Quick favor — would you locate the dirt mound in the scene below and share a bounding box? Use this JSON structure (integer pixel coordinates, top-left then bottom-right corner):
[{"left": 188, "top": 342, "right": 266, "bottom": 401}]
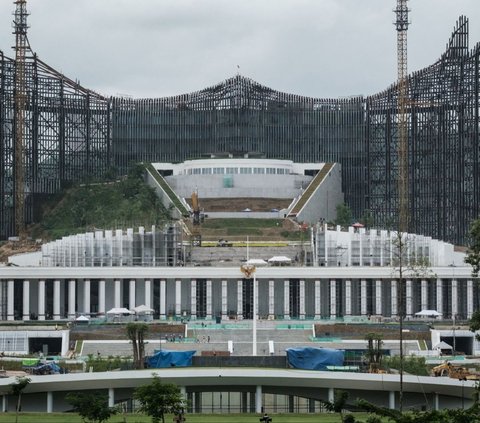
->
[
  {"left": 186, "top": 197, "right": 291, "bottom": 212},
  {"left": 0, "top": 239, "right": 41, "bottom": 264}
]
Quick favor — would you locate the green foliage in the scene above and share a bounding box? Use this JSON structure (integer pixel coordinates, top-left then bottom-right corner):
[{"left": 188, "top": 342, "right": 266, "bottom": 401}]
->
[
  {"left": 383, "top": 356, "right": 429, "bottom": 376},
  {"left": 66, "top": 391, "right": 117, "bottom": 423},
  {"left": 470, "top": 310, "right": 480, "bottom": 341},
  {"left": 320, "top": 390, "right": 351, "bottom": 423},
  {"left": 38, "top": 163, "right": 170, "bottom": 239},
  {"left": 85, "top": 355, "right": 133, "bottom": 372},
  {"left": 335, "top": 203, "right": 353, "bottom": 227},
  {"left": 360, "top": 209, "right": 374, "bottom": 229},
  {"left": 466, "top": 218, "right": 480, "bottom": 276},
  {"left": 358, "top": 396, "right": 480, "bottom": 423},
  {"left": 10, "top": 376, "right": 31, "bottom": 423},
  {"left": 134, "top": 375, "right": 184, "bottom": 423}
]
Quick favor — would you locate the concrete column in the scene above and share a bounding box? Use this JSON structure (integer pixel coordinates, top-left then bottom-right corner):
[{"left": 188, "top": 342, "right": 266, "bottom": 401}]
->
[
  {"left": 328, "top": 388, "right": 334, "bottom": 403},
  {"left": 360, "top": 280, "right": 367, "bottom": 315},
  {"left": 345, "top": 280, "right": 351, "bottom": 316},
  {"left": 180, "top": 386, "right": 186, "bottom": 400},
  {"left": 144, "top": 280, "right": 152, "bottom": 309},
  {"left": 284, "top": 280, "right": 290, "bottom": 319},
  {"left": 421, "top": 279, "right": 428, "bottom": 310},
  {"left": 206, "top": 280, "right": 212, "bottom": 319},
  {"left": 114, "top": 280, "right": 121, "bottom": 309},
  {"left": 434, "top": 393, "right": 439, "bottom": 411},
  {"left": 406, "top": 280, "right": 412, "bottom": 317},
  {"left": 129, "top": 279, "right": 136, "bottom": 310},
  {"left": 375, "top": 280, "right": 382, "bottom": 316},
  {"left": 159, "top": 279, "right": 166, "bottom": 319},
  {"left": 53, "top": 280, "right": 61, "bottom": 320},
  {"left": 191, "top": 280, "right": 197, "bottom": 319},
  {"left": 98, "top": 280, "right": 106, "bottom": 315},
  {"left": 175, "top": 280, "right": 181, "bottom": 316},
  {"left": 389, "top": 391, "right": 395, "bottom": 409},
  {"left": 221, "top": 280, "right": 228, "bottom": 319},
  {"left": 330, "top": 280, "right": 336, "bottom": 319},
  {"left": 299, "top": 280, "right": 305, "bottom": 319},
  {"left": 255, "top": 385, "right": 262, "bottom": 414},
  {"left": 391, "top": 280, "right": 397, "bottom": 317},
  {"left": 83, "top": 280, "right": 91, "bottom": 315},
  {"left": 68, "top": 280, "right": 76, "bottom": 319},
  {"left": 268, "top": 280, "right": 274, "bottom": 318},
  {"left": 451, "top": 278, "right": 458, "bottom": 318},
  {"left": 108, "top": 387, "right": 114, "bottom": 407},
  {"left": 2, "top": 394, "right": 7, "bottom": 412},
  {"left": 22, "top": 280, "right": 30, "bottom": 320},
  {"left": 467, "top": 280, "right": 474, "bottom": 319},
  {"left": 436, "top": 279, "right": 443, "bottom": 315},
  {"left": 47, "top": 391, "right": 53, "bottom": 413},
  {"left": 7, "top": 280, "right": 14, "bottom": 321},
  {"left": 314, "top": 280, "right": 321, "bottom": 318},
  {"left": 237, "top": 280, "right": 243, "bottom": 319},
  {"left": 38, "top": 280, "right": 46, "bottom": 320}
]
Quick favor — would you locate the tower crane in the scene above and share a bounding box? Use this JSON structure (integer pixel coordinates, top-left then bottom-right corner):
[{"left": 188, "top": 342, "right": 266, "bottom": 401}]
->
[
  {"left": 13, "top": 0, "right": 30, "bottom": 236},
  {"left": 396, "top": 0, "right": 409, "bottom": 233}
]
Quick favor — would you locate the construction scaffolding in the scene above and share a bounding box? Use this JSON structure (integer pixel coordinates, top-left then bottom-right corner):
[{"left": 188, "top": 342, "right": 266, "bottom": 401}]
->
[{"left": 1, "top": 10, "right": 479, "bottom": 245}]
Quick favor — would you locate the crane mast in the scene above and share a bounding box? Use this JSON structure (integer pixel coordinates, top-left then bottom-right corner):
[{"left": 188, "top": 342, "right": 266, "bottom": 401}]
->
[
  {"left": 13, "top": 0, "right": 29, "bottom": 236},
  {"left": 396, "top": 0, "right": 409, "bottom": 233}
]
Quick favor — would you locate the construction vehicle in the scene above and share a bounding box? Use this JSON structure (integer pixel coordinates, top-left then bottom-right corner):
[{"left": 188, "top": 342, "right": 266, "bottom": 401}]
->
[
  {"left": 431, "top": 361, "right": 480, "bottom": 381},
  {"left": 368, "top": 363, "right": 387, "bottom": 374}
]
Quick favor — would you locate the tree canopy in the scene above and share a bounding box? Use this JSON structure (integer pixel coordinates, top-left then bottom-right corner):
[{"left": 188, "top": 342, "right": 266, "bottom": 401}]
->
[
  {"left": 335, "top": 203, "right": 353, "bottom": 227},
  {"left": 465, "top": 218, "right": 480, "bottom": 276},
  {"left": 66, "top": 391, "right": 116, "bottom": 423},
  {"left": 134, "top": 375, "right": 184, "bottom": 423}
]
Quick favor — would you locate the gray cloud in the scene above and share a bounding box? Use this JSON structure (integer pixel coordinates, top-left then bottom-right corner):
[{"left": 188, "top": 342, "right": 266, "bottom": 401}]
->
[{"left": 1, "top": 0, "right": 479, "bottom": 98}]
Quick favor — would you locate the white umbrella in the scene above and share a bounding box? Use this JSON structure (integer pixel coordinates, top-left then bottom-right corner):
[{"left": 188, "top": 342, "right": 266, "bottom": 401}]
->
[
  {"left": 268, "top": 256, "right": 292, "bottom": 263},
  {"left": 75, "top": 315, "right": 90, "bottom": 321},
  {"left": 246, "top": 258, "right": 268, "bottom": 266},
  {"left": 415, "top": 309, "right": 441, "bottom": 317},
  {"left": 132, "top": 304, "right": 154, "bottom": 314},
  {"left": 106, "top": 307, "right": 133, "bottom": 315}
]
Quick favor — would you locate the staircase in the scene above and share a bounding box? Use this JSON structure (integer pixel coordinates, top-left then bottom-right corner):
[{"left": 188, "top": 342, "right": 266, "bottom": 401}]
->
[{"left": 288, "top": 163, "right": 334, "bottom": 217}]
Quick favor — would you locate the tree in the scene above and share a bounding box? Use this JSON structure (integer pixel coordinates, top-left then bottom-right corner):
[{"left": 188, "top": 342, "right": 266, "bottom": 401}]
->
[
  {"left": 10, "top": 376, "right": 30, "bottom": 423},
  {"left": 134, "top": 374, "right": 185, "bottom": 423},
  {"left": 465, "top": 218, "right": 480, "bottom": 276},
  {"left": 335, "top": 203, "right": 353, "bottom": 227},
  {"left": 126, "top": 322, "right": 149, "bottom": 369},
  {"left": 320, "top": 389, "right": 352, "bottom": 423},
  {"left": 469, "top": 310, "right": 480, "bottom": 341},
  {"left": 364, "top": 333, "right": 384, "bottom": 372},
  {"left": 66, "top": 391, "right": 117, "bottom": 423}
]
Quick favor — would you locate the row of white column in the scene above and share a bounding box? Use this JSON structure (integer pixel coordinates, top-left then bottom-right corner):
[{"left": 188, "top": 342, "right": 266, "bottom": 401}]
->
[{"left": 3, "top": 278, "right": 474, "bottom": 321}]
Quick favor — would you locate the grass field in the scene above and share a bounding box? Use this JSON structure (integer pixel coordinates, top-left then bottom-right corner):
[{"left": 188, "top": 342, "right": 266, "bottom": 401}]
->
[{"left": 0, "top": 412, "right": 377, "bottom": 423}]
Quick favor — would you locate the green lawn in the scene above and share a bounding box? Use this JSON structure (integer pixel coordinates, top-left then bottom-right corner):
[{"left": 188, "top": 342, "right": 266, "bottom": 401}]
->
[{"left": 0, "top": 412, "right": 377, "bottom": 423}]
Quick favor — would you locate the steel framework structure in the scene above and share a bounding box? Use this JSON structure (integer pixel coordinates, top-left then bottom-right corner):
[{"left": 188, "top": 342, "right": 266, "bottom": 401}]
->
[
  {"left": 0, "top": 52, "right": 110, "bottom": 239},
  {"left": 1, "top": 16, "right": 479, "bottom": 245}
]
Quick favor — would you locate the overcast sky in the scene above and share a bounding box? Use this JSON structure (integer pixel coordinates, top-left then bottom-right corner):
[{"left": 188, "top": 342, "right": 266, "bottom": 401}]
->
[{"left": 1, "top": 0, "right": 479, "bottom": 99}]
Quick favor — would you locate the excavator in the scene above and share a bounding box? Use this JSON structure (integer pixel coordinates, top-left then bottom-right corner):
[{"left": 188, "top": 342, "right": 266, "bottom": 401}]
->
[{"left": 431, "top": 361, "right": 480, "bottom": 381}]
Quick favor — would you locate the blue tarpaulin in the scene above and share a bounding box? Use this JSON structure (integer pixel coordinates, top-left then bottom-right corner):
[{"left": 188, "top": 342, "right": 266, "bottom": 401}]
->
[
  {"left": 147, "top": 350, "right": 196, "bottom": 368},
  {"left": 286, "top": 347, "right": 344, "bottom": 370}
]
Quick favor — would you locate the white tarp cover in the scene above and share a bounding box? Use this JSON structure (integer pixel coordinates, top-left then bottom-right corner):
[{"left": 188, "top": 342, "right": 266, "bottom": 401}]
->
[
  {"left": 106, "top": 307, "right": 133, "bottom": 315},
  {"left": 268, "top": 256, "right": 292, "bottom": 263},
  {"left": 75, "top": 315, "right": 90, "bottom": 321},
  {"left": 246, "top": 258, "right": 268, "bottom": 266},
  {"left": 415, "top": 309, "right": 441, "bottom": 317},
  {"left": 434, "top": 341, "right": 453, "bottom": 350},
  {"left": 132, "top": 305, "right": 154, "bottom": 314}
]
